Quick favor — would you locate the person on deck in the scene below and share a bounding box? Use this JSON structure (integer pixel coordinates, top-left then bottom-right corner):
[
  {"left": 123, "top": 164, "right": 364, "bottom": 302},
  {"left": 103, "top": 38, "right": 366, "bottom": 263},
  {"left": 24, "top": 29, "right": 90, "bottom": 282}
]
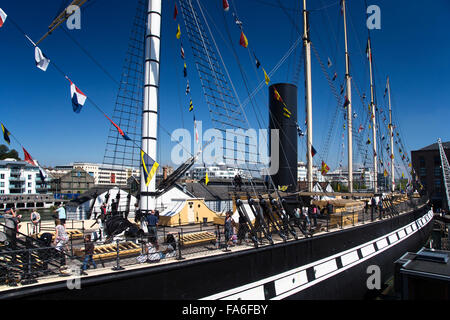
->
[
  {"left": 81, "top": 234, "right": 97, "bottom": 274},
  {"left": 146, "top": 210, "right": 159, "bottom": 244},
  {"left": 224, "top": 211, "right": 234, "bottom": 247},
  {"left": 54, "top": 204, "right": 66, "bottom": 226},
  {"left": 30, "top": 209, "right": 41, "bottom": 234},
  {"left": 54, "top": 219, "right": 69, "bottom": 268}
]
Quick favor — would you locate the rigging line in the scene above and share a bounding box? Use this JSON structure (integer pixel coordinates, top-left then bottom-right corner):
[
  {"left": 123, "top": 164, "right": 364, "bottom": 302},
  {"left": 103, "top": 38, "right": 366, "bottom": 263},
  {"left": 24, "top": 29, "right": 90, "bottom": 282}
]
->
[
  {"left": 198, "top": 0, "right": 262, "bottom": 193},
  {"left": 60, "top": 27, "right": 121, "bottom": 87},
  {"left": 226, "top": 0, "right": 303, "bottom": 190},
  {"left": 8, "top": 13, "right": 193, "bottom": 163},
  {"left": 241, "top": 36, "right": 302, "bottom": 108},
  {"left": 213, "top": 0, "right": 298, "bottom": 195}
]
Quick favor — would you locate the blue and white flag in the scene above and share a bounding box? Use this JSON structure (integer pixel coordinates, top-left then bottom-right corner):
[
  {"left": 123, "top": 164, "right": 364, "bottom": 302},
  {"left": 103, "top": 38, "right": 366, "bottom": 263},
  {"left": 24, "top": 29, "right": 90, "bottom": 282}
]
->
[{"left": 35, "top": 47, "right": 50, "bottom": 71}]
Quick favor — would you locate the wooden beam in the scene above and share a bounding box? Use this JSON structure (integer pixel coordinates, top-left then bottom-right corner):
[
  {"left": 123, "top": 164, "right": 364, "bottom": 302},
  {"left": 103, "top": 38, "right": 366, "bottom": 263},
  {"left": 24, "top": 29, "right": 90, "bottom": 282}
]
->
[{"left": 36, "top": 0, "right": 88, "bottom": 46}]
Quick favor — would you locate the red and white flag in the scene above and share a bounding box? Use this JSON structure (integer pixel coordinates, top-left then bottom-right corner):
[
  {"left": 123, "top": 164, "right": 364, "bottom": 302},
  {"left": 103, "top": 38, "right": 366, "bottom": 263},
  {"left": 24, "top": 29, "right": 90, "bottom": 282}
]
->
[
  {"left": 223, "top": 0, "right": 230, "bottom": 12},
  {"left": 23, "top": 147, "right": 36, "bottom": 166},
  {"left": 67, "top": 78, "right": 87, "bottom": 113},
  {"left": 0, "top": 8, "right": 7, "bottom": 28}
]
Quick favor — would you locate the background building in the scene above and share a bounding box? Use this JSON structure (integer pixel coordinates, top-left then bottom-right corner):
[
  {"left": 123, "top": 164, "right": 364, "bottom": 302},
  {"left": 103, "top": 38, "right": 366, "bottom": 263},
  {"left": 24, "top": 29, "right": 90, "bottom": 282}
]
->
[
  {"left": 0, "top": 159, "right": 50, "bottom": 195},
  {"left": 50, "top": 162, "right": 139, "bottom": 186},
  {"left": 411, "top": 141, "right": 450, "bottom": 210},
  {"left": 50, "top": 168, "right": 95, "bottom": 198}
]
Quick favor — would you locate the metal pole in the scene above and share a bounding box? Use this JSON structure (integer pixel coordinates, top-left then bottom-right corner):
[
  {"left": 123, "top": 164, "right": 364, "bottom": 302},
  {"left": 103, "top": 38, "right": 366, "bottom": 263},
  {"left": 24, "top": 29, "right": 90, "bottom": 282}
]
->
[
  {"left": 141, "top": 0, "right": 162, "bottom": 212},
  {"left": 368, "top": 38, "right": 378, "bottom": 193},
  {"left": 387, "top": 77, "right": 395, "bottom": 192},
  {"left": 342, "top": 0, "right": 353, "bottom": 193},
  {"left": 112, "top": 239, "right": 124, "bottom": 271},
  {"left": 303, "top": 0, "right": 313, "bottom": 192}
]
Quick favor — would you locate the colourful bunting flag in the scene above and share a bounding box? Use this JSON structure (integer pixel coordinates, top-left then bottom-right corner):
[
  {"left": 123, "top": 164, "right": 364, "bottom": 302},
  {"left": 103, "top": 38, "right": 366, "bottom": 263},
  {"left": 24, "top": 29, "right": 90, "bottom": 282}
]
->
[
  {"left": 223, "top": 0, "right": 230, "bottom": 12},
  {"left": 343, "top": 95, "right": 350, "bottom": 108},
  {"left": 35, "top": 47, "right": 50, "bottom": 72},
  {"left": 263, "top": 68, "right": 270, "bottom": 85},
  {"left": 185, "top": 80, "right": 190, "bottom": 95},
  {"left": 311, "top": 146, "right": 317, "bottom": 157},
  {"left": 321, "top": 161, "right": 330, "bottom": 176},
  {"left": 296, "top": 124, "right": 304, "bottom": 137},
  {"left": 23, "top": 147, "right": 36, "bottom": 166},
  {"left": 365, "top": 38, "right": 372, "bottom": 61},
  {"left": 176, "top": 24, "right": 181, "bottom": 39},
  {"left": 0, "top": 8, "right": 7, "bottom": 28},
  {"left": 181, "top": 44, "right": 185, "bottom": 59},
  {"left": 327, "top": 57, "right": 332, "bottom": 68},
  {"left": 141, "top": 150, "right": 159, "bottom": 187},
  {"left": 189, "top": 99, "right": 194, "bottom": 112},
  {"left": 205, "top": 171, "right": 209, "bottom": 185},
  {"left": 68, "top": 79, "right": 87, "bottom": 113},
  {"left": 278, "top": 185, "right": 288, "bottom": 192},
  {"left": 254, "top": 53, "right": 261, "bottom": 69},
  {"left": 1, "top": 123, "right": 10, "bottom": 145},
  {"left": 174, "top": 3, "right": 178, "bottom": 20},
  {"left": 358, "top": 124, "right": 363, "bottom": 133},
  {"left": 239, "top": 31, "right": 248, "bottom": 48},
  {"left": 183, "top": 62, "right": 187, "bottom": 77},
  {"left": 104, "top": 114, "right": 131, "bottom": 141},
  {"left": 332, "top": 72, "right": 337, "bottom": 81},
  {"left": 384, "top": 169, "right": 388, "bottom": 177}
]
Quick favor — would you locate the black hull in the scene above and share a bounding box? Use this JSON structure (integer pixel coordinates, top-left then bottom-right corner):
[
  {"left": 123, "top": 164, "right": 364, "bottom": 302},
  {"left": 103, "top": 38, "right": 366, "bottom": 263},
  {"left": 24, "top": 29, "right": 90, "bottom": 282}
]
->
[{"left": 1, "top": 206, "right": 433, "bottom": 300}]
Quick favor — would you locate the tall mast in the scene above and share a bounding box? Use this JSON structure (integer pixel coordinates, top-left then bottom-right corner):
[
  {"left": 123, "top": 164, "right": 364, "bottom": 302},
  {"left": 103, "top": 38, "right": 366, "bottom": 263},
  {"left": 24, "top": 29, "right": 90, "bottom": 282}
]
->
[
  {"left": 367, "top": 37, "right": 378, "bottom": 192},
  {"left": 342, "top": 0, "right": 353, "bottom": 193},
  {"left": 141, "top": 0, "right": 161, "bottom": 212},
  {"left": 303, "top": 0, "right": 313, "bottom": 192},
  {"left": 387, "top": 77, "right": 394, "bottom": 192}
]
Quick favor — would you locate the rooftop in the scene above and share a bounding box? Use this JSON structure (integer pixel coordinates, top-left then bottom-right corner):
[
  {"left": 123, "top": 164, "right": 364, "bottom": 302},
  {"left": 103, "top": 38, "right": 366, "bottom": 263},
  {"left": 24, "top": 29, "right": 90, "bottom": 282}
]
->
[{"left": 418, "top": 141, "right": 450, "bottom": 151}]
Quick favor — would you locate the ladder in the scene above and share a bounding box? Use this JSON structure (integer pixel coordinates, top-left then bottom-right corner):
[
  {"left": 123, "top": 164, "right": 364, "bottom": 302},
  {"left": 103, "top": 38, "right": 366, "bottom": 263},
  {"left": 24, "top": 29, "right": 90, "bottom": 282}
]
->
[{"left": 437, "top": 138, "right": 450, "bottom": 209}]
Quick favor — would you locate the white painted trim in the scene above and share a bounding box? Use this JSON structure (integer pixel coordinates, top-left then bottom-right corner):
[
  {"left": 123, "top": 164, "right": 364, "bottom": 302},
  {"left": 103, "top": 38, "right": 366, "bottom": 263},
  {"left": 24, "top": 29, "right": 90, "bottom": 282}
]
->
[{"left": 200, "top": 210, "right": 433, "bottom": 300}]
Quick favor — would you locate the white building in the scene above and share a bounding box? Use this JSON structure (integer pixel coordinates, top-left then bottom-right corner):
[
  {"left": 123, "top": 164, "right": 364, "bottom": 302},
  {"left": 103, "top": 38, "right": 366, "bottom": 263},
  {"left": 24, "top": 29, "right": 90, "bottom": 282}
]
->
[
  {"left": 0, "top": 159, "right": 49, "bottom": 195},
  {"left": 53, "top": 162, "right": 139, "bottom": 186},
  {"left": 323, "top": 167, "right": 376, "bottom": 189},
  {"left": 297, "top": 162, "right": 326, "bottom": 182},
  {"left": 190, "top": 164, "right": 249, "bottom": 180}
]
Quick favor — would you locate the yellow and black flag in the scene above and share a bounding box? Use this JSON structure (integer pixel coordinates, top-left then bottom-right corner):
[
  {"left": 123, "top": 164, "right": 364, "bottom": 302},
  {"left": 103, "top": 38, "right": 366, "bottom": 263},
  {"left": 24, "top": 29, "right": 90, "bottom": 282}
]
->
[
  {"left": 1, "top": 123, "right": 11, "bottom": 145},
  {"left": 141, "top": 150, "right": 159, "bottom": 187},
  {"left": 263, "top": 68, "right": 270, "bottom": 85},
  {"left": 176, "top": 24, "right": 181, "bottom": 39},
  {"left": 189, "top": 99, "right": 194, "bottom": 112}
]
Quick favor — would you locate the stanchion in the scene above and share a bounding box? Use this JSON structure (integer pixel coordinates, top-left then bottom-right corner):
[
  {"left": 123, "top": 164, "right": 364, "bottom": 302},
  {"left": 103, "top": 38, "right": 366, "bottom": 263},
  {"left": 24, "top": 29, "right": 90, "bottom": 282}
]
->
[
  {"left": 112, "top": 239, "right": 124, "bottom": 271},
  {"left": 176, "top": 232, "right": 184, "bottom": 260}
]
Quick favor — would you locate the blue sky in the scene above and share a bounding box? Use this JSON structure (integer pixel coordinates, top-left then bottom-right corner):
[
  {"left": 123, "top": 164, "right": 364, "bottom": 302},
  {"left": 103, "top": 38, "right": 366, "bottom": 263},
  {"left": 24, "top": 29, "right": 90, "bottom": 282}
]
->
[{"left": 0, "top": 0, "right": 449, "bottom": 173}]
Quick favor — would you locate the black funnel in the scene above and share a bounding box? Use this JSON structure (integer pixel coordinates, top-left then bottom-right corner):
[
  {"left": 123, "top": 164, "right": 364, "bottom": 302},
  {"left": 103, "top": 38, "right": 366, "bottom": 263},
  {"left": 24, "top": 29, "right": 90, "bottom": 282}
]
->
[{"left": 268, "top": 83, "right": 298, "bottom": 192}]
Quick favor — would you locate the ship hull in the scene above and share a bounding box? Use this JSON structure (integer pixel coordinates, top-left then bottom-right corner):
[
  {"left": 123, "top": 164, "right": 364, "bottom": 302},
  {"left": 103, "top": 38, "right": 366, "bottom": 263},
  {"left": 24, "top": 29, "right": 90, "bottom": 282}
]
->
[{"left": 1, "top": 205, "right": 433, "bottom": 300}]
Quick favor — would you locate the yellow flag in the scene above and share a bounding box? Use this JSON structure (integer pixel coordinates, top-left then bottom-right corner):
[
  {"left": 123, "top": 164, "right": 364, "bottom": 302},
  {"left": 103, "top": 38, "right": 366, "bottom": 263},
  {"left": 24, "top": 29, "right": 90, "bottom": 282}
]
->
[
  {"left": 205, "top": 171, "right": 209, "bottom": 185},
  {"left": 176, "top": 24, "right": 181, "bottom": 39},
  {"left": 263, "top": 68, "right": 270, "bottom": 85}
]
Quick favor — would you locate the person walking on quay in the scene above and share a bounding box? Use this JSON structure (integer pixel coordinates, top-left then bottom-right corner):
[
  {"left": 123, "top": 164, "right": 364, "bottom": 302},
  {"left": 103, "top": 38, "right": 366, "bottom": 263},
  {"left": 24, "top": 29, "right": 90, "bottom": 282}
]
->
[
  {"left": 81, "top": 234, "right": 97, "bottom": 274},
  {"left": 30, "top": 209, "right": 41, "bottom": 234}
]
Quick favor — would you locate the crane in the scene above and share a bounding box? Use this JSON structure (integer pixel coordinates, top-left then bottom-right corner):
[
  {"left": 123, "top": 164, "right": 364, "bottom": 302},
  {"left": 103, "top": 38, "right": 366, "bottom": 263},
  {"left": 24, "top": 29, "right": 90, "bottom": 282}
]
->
[{"left": 437, "top": 138, "right": 450, "bottom": 210}]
